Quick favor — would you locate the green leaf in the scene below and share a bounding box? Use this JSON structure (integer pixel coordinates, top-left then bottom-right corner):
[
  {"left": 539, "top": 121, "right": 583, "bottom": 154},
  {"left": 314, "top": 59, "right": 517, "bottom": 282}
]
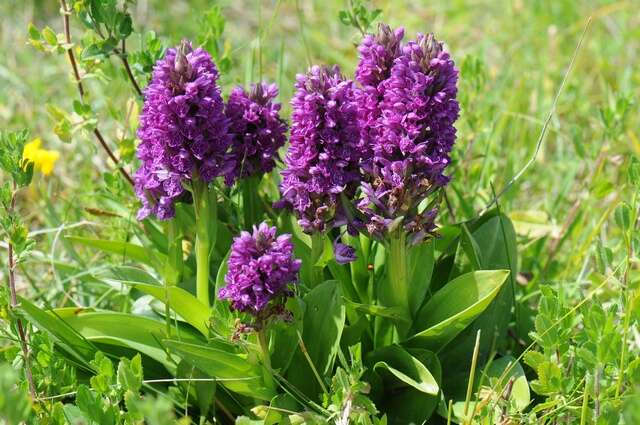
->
[
  {"left": 343, "top": 299, "right": 410, "bottom": 323},
  {"left": 66, "top": 236, "right": 166, "bottom": 268},
  {"left": 485, "top": 356, "right": 530, "bottom": 412},
  {"left": 18, "top": 297, "right": 96, "bottom": 366},
  {"left": 125, "top": 282, "right": 210, "bottom": 336},
  {"left": 117, "top": 354, "right": 143, "bottom": 393},
  {"left": 164, "top": 340, "right": 275, "bottom": 400},
  {"left": 408, "top": 270, "right": 510, "bottom": 350},
  {"left": 376, "top": 349, "right": 441, "bottom": 425},
  {"left": 176, "top": 361, "right": 216, "bottom": 417},
  {"left": 59, "top": 311, "right": 202, "bottom": 371},
  {"left": 286, "top": 280, "right": 346, "bottom": 399},
  {"left": 615, "top": 202, "right": 632, "bottom": 233},
  {"left": 41, "top": 26, "right": 57, "bottom": 45},
  {"left": 367, "top": 345, "right": 438, "bottom": 395},
  {"left": 314, "top": 234, "right": 334, "bottom": 267},
  {"left": 437, "top": 212, "right": 518, "bottom": 398}
]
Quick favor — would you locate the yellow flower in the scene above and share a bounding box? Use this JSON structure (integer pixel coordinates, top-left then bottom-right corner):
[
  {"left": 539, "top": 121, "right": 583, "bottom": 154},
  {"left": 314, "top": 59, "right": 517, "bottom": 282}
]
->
[{"left": 22, "top": 138, "right": 60, "bottom": 176}]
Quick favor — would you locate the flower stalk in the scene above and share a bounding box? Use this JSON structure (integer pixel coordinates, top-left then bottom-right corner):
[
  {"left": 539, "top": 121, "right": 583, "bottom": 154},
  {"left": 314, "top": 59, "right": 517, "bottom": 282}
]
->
[
  {"left": 257, "top": 328, "right": 276, "bottom": 390},
  {"left": 378, "top": 230, "right": 412, "bottom": 338},
  {"left": 310, "top": 233, "right": 326, "bottom": 286},
  {"left": 241, "top": 176, "right": 261, "bottom": 229},
  {"left": 193, "top": 179, "right": 217, "bottom": 306},
  {"left": 163, "top": 220, "right": 183, "bottom": 335}
]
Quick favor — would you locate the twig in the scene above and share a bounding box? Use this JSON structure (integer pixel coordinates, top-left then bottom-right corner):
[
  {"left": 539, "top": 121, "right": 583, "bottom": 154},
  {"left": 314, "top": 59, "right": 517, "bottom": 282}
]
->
[
  {"left": 7, "top": 183, "right": 36, "bottom": 398},
  {"left": 116, "top": 39, "right": 143, "bottom": 97},
  {"left": 59, "top": 0, "right": 134, "bottom": 187}
]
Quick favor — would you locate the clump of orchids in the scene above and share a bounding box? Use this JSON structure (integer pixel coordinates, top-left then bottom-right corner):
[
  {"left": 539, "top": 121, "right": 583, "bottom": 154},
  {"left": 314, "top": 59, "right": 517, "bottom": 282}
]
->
[{"left": 135, "top": 21, "right": 458, "bottom": 384}]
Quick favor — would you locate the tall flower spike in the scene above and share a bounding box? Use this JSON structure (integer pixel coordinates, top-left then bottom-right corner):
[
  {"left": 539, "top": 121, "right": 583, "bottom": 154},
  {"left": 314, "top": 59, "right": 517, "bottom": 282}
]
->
[
  {"left": 279, "top": 65, "right": 361, "bottom": 234},
  {"left": 225, "top": 82, "right": 288, "bottom": 184},
  {"left": 134, "top": 40, "right": 230, "bottom": 220},
  {"left": 357, "top": 32, "right": 460, "bottom": 243},
  {"left": 219, "top": 222, "right": 301, "bottom": 315},
  {"left": 355, "top": 24, "right": 406, "bottom": 168}
]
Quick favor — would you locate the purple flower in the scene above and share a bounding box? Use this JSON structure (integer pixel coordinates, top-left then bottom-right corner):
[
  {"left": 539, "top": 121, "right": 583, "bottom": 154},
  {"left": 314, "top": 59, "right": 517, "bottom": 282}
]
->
[
  {"left": 225, "top": 82, "right": 288, "bottom": 184},
  {"left": 279, "top": 65, "right": 361, "bottom": 234},
  {"left": 356, "top": 30, "right": 460, "bottom": 243},
  {"left": 355, "top": 23, "right": 405, "bottom": 88},
  {"left": 134, "top": 40, "right": 230, "bottom": 220},
  {"left": 219, "top": 222, "right": 302, "bottom": 315},
  {"left": 334, "top": 241, "right": 357, "bottom": 265},
  {"left": 356, "top": 24, "right": 406, "bottom": 167}
]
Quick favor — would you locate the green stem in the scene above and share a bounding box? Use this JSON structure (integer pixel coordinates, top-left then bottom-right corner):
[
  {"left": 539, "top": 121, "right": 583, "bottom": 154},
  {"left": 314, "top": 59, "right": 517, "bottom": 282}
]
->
[
  {"left": 387, "top": 230, "right": 408, "bottom": 313},
  {"left": 193, "top": 179, "right": 217, "bottom": 306},
  {"left": 163, "top": 221, "right": 183, "bottom": 337},
  {"left": 310, "top": 233, "right": 325, "bottom": 286},
  {"left": 242, "top": 176, "right": 261, "bottom": 228},
  {"left": 257, "top": 329, "right": 276, "bottom": 390}
]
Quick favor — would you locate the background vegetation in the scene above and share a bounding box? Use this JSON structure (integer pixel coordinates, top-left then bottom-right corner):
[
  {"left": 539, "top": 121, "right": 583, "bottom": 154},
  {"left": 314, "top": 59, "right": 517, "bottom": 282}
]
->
[{"left": 0, "top": 0, "right": 638, "bottom": 423}]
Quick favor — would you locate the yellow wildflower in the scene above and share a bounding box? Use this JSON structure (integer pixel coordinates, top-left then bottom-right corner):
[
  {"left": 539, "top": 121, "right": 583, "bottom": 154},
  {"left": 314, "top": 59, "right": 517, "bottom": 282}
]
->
[{"left": 22, "top": 138, "right": 60, "bottom": 176}]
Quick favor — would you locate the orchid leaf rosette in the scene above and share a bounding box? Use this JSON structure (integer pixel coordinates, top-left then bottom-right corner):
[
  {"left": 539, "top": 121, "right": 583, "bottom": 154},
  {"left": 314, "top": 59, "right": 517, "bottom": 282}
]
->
[{"left": 134, "top": 40, "right": 230, "bottom": 304}]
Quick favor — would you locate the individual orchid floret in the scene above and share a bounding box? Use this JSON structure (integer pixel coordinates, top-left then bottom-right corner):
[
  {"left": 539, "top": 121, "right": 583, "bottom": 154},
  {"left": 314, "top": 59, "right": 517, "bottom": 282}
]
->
[
  {"left": 279, "top": 65, "right": 361, "bottom": 234},
  {"left": 134, "top": 40, "right": 230, "bottom": 220},
  {"left": 225, "top": 82, "right": 288, "bottom": 184},
  {"left": 219, "top": 222, "right": 301, "bottom": 315}
]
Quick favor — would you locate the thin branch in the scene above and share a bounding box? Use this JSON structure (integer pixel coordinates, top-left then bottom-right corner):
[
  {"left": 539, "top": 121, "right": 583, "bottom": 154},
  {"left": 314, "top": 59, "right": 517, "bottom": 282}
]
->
[
  {"left": 117, "top": 39, "right": 143, "bottom": 97},
  {"left": 59, "top": 0, "right": 134, "bottom": 187},
  {"left": 7, "top": 183, "right": 36, "bottom": 398}
]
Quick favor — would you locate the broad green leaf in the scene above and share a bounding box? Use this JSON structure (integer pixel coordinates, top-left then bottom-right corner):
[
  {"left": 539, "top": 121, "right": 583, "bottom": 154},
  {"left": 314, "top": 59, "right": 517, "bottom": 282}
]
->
[
  {"left": 164, "top": 340, "right": 275, "bottom": 400},
  {"left": 367, "top": 345, "right": 438, "bottom": 395},
  {"left": 313, "top": 234, "right": 334, "bottom": 267},
  {"left": 125, "top": 282, "right": 210, "bottom": 336},
  {"left": 343, "top": 299, "right": 410, "bottom": 323},
  {"left": 286, "top": 280, "right": 346, "bottom": 399},
  {"left": 18, "top": 297, "right": 96, "bottom": 366},
  {"left": 408, "top": 270, "right": 510, "bottom": 350},
  {"left": 176, "top": 361, "right": 216, "bottom": 417},
  {"left": 59, "top": 311, "right": 202, "bottom": 371},
  {"left": 270, "top": 297, "right": 304, "bottom": 373},
  {"left": 66, "top": 236, "right": 166, "bottom": 268},
  {"left": 438, "top": 212, "right": 518, "bottom": 398},
  {"left": 377, "top": 349, "right": 441, "bottom": 425}
]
